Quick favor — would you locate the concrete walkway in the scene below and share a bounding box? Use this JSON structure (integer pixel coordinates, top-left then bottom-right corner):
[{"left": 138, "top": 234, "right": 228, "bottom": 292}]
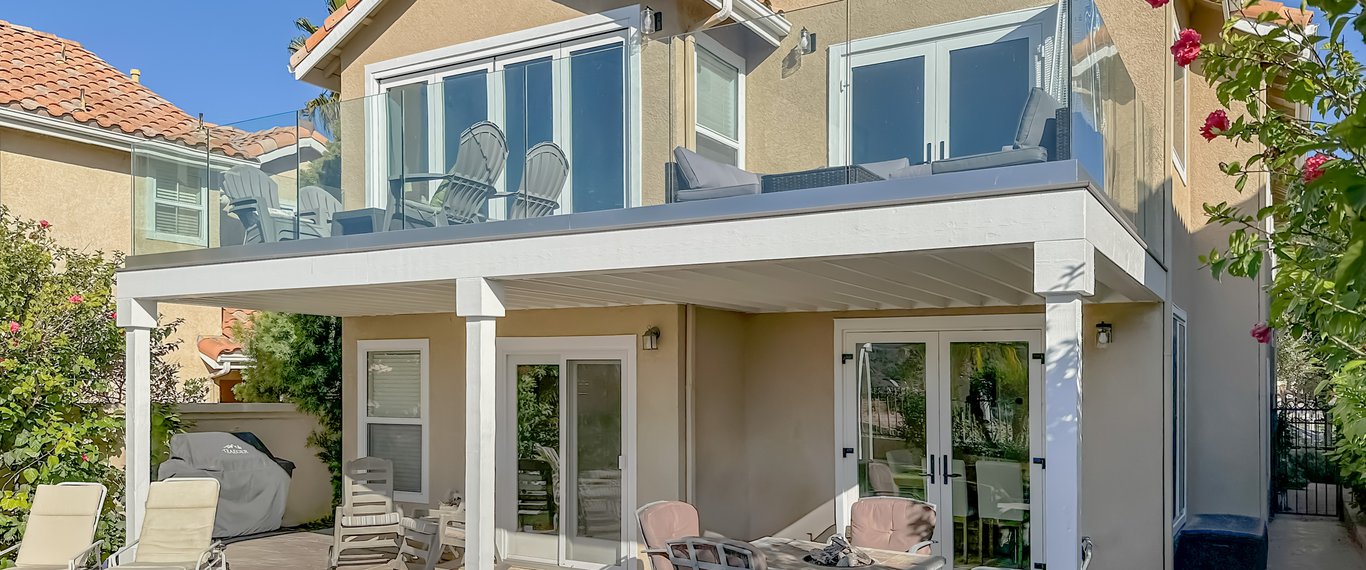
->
[{"left": 1269, "top": 515, "right": 1366, "bottom": 570}]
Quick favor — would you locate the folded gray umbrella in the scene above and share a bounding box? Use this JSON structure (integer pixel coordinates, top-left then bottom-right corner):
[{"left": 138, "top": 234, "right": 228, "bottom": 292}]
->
[{"left": 158, "top": 432, "right": 292, "bottom": 538}]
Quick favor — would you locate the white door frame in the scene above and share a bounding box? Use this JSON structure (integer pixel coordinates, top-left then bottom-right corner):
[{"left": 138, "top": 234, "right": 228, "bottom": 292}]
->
[
  {"left": 834, "top": 315, "right": 1043, "bottom": 566},
  {"left": 496, "top": 335, "right": 639, "bottom": 570}
]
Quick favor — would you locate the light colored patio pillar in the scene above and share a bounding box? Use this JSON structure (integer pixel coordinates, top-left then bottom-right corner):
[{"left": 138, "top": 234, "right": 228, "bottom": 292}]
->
[
  {"left": 1034, "top": 240, "right": 1093, "bottom": 570},
  {"left": 456, "top": 277, "right": 505, "bottom": 570},
  {"left": 116, "top": 298, "right": 157, "bottom": 541}
]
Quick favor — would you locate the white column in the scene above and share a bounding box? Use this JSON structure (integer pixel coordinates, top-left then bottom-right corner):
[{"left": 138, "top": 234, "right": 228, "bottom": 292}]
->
[
  {"left": 456, "top": 278, "right": 505, "bottom": 570},
  {"left": 116, "top": 298, "right": 157, "bottom": 541},
  {"left": 1034, "top": 240, "right": 1093, "bottom": 570}
]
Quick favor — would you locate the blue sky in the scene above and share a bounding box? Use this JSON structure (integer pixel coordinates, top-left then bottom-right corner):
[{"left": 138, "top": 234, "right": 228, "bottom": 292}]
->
[{"left": 1, "top": 1, "right": 330, "bottom": 126}]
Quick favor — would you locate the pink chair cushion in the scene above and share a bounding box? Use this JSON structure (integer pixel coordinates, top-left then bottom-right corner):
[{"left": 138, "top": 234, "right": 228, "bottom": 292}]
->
[
  {"left": 848, "top": 497, "right": 936, "bottom": 552},
  {"left": 639, "top": 501, "right": 701, "bottom": 570}
]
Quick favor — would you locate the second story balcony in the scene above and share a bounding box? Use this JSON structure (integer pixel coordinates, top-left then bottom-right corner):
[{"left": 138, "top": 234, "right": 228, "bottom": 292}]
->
[{"left": 127, "top": 0, "right": 1163, "bottom": 270}]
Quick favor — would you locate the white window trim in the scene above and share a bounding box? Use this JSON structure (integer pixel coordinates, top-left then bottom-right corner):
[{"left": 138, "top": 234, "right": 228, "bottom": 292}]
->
[
  {"left": 827, "top": 5, "right": 1052, "bottom": 167},
  {"left": 356, "top": 338, "right": 431, "bottom": 504},
  {"left": 693, "top": 34, "right": 746, "bottom": 168},
  {"left": 142, "top": 158, "right": 209, "bottom": 247},
  {"left": 364, "top": 6, "right": 643, "bottom": 210},
  {"left": 1171, "top": 21, "right": 1189, "bottom": 185},
  {"left": 1172, "top": 307, "right": 1188, "bottom": 532}
]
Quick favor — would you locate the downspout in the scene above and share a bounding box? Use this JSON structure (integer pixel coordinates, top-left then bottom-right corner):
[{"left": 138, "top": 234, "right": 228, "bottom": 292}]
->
[{"left": 692, "top": 0, "right": 735, "bottom": 33}]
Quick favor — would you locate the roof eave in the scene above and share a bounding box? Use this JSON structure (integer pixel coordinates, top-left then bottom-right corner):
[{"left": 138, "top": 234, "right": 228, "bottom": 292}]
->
[
  {"left": 702, "top": 0, "right": 792, "bottom": 46},
  {"left": 292, "top": 0, "right": 387, "bottom": 88}
]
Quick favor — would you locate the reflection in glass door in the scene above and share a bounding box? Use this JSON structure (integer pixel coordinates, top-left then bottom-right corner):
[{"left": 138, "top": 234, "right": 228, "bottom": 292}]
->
[
  {"left": 565, "top": 361, "right": 623, "bottom": 565},
  {"left": 853, "top": 339, "right": 937, "bottom": 502}
]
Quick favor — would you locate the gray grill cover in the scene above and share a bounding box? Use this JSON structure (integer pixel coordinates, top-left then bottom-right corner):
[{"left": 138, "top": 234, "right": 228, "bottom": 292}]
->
[{"left": 158, "top": 432, "right": 291, "bottom": 538}]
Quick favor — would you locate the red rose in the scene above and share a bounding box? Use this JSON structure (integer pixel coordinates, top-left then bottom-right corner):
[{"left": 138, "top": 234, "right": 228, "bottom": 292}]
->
[
  {"left": 68, "top": 294, "right": 84, "bottom": 304},
  {"left": 1250, "top": 323, "right": 1273, "bottom": 344},
  {"left": 7, "top": 321, "right": 18, "bottom": 334},
  {"left": 1171, "top": 29, "right": 1201, "bottom": 67},
  {"left": 1145, "top": 0, "right": 1170, "bottom": 6},
  {"left": 1302, "top": 154, "right": 1331, "bottom": 184},
  {"left": 1201, "top": 110, "right": 1230, "bottom": 141},
  {"left": 37, "top": 220, "right": 50, "bottom": 230}
]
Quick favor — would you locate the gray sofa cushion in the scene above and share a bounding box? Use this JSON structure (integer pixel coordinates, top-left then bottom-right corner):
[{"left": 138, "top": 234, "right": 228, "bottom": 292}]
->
[
  {"left": 675, "top": 183, "right": 761, "bottom": 202},
  {"left": 930, "top": 145, "right": 1049, "bottom": 175},
  {"left": 674, "top": 147, "right": 761, "bottom": 191},
  {"left": 888, "top": 163, "right": 933, "bottom": 179},
  {"left": 857, "top": 157, "right": 910, "bottom": 179},
  {"left": 1014, "top": 88, "right": 1060, "bottom": 148}
]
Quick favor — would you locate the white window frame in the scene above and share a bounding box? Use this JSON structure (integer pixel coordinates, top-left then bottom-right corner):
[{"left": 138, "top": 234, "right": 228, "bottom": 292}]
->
[
  {"left": 1171, "top": 21, "right": 1189, "bottom": 184},
  {"left": 365, "top": 6, "right": 643, "bottom": 211},
  {"left": 356, "top": 338, "right": 431, "bottom": 504},
  {"left": 141, "top": 156, "right": 209, "bottom": 247},
  {"left": 1172, "top": 307, "right": 1188, "bottom": 531},
  {"left": 827, "top": 6, "right": 1051, "bottom": 167},
  {"left": 693, "top": 33, "right": 746, "bottom": 168}
]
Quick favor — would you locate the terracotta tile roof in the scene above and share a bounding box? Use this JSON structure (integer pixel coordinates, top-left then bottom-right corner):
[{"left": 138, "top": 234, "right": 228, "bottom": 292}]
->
[
  {"left": 0, "top": 19, "right": 250, "bottom": 157},
  {"left": 226, "top": 124, "right": 331, "bottom": 159},
  {"left": 289, "top": 0, "right": 364, "bottom": 71},
  {"left": 198, "top": 336, "right": 245, "bottom": 362},
  {"left": 1235, "top": 1, "right": 1314, "bottom": 27}
]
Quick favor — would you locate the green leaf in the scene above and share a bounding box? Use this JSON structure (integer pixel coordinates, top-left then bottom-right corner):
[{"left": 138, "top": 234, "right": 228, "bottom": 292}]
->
[{"left": 21, "top": 468, "right": 37, "bottom": 483}]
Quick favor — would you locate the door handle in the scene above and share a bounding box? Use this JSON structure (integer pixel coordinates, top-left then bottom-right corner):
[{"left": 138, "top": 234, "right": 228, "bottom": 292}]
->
[
  {"left": 924, "top": 142, "right": 932, "bottom": 163},
  {"left": 842, "top": 447, "right": 855, "bottom": 458},
  {"left": 939, "top": 141, "right": 946, "bottom": 161},
  {"left": 942, "top": 455, "right": 962, "bottom": 480},
  {"left": 927, "top": 455, "right": 937, "bottom": 485}
]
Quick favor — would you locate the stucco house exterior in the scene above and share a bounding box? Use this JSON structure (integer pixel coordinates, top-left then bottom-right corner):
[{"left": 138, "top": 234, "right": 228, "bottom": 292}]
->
[{"left": 113, "top": 0, "right": 1304, "bottom": 568}]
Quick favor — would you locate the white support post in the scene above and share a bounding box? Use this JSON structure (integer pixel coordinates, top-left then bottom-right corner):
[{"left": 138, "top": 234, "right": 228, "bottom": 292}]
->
[
  {"left": 116, "top": 298, "right": 157, "bottom": 542},
  {"left": 1034, "top": 240, "right": 1093, "bottom": 570},
  {"left": 456, "top": 278, "right": 505, "bottom": 570}
]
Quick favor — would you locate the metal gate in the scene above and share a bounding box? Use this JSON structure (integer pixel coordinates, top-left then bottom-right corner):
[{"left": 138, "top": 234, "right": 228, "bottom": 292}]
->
[{"left": 1273, "top": 405, "right": 1343, "bottom": 518}]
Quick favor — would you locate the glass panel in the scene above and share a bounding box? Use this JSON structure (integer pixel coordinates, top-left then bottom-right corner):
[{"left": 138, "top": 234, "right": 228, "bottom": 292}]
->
[
  {"left": 566, "top": 360, "right": 622, "bottom": 564},
  {"left": 857, "top": 343, "right": 929, "bottom": 501},
  {"left": 442, "top": 70, "right": 491, "bottom": 172},
  {"left": 367, "top": 350, "right": 422, "bottom": 418},
  {"left": 368, "top": 423, "right": 422, "bottom": 493},
  {"left": 569, "top": 44, "right": 627, "bottom": 212},
  {"left": 696, "top": 134, "right": 739, "bottom": 166},
  {"left": 504, "top": 58, "right": 555, "bottom": 200},
  {"left": 388, "top": 83, "right": 430, "bottom": 203},
  {"left": 949, "top": 342, "right": 1030, "bottom": 569},
  {"left": 947, "top": 38, "right": 1030, "bottom": 158},
  {"left": 696, "top": 47, "right": 739, "bottom": 141},
  {"left": 1172, "top": 50, "right": 1187, "bottom": 169},
  {"left": 516, "top": 364, "right": 561, "bottom": 536},
  {"left": 852, "top": 57, "right": 926, "bottom": 165}
]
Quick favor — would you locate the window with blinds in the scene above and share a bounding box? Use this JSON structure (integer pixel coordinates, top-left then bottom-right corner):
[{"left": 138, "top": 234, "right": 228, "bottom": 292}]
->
[
  {"left": 149, "top": 161, "right": 206, "bottom": 242},
  {"left": 360, "top": 342, "right": 428, "bottom": 501},
  {"left": 695, "top": 42, "right": 743, "bottom": 166}
]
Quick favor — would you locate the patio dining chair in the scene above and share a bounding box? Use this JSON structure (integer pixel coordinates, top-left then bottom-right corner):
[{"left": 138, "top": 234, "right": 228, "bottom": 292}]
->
[
  {"left": 664, "top": 537, "right": 767, "bottom": 570},
  {"left": 866, "top": 461, "right": 899, "bottom": 497},
  {"left": 0, "top": 482, "right": 106, "bottom": 570},
  {"left": 393, "top": 121, "right": 507, "bottom": 228},
  {"left": 330, "top": 457, "right": 405, "bottom": 569},
  {"left": 106, "top": 477, "right": 226, "bottom": 570},
  {"left": 847, "top": 496, "right": 937, "bottom": 555},
  {"left": 975, "top": 460, "right": 1026, "bottom": 564},
  {"left": 638, "top": 501, "right": 701, "bottom": 570}
]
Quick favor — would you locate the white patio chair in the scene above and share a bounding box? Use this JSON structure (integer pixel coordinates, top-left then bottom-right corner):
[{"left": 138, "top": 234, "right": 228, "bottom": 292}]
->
[
  {"left": 330, "top": 457, "right": 404, "bottom": 569},
  {"left": 107, "top": 477, "right": 225, "bottom": 570},
  {"left": 0, "top": 482, "right": 106, "bottom": 570}
]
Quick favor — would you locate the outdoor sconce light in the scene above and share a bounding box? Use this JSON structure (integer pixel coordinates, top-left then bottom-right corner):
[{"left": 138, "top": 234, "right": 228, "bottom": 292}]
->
[
  {"left": 800, "top": 27, "right": 818, "bottom": 55},
  {"left": 1096, "top": 322, "right": 1114, "bottom": 347},
  {"left": 642, "top": 326, "right": 661, "bottom": 351},
  {"left": 642, "top": 6, "right": 664, "bottom": 35}
]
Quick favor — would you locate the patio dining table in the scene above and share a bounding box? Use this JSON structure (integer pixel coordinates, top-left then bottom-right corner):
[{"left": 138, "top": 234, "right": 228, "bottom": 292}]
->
[{"left": 750, "top": 537, "right": 946, "bottom": 570}]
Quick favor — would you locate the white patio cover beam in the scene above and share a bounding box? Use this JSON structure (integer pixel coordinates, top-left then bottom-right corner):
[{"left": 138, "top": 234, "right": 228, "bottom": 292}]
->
[
  {"left": 1034, "top": 240, "right": 1093, "bottom": 570},
  {"left": 456, "top": 278, "right": 505, "bottom": 570},
  {"left": 116, "top": 298, "right": 157, "bottom": 541}
]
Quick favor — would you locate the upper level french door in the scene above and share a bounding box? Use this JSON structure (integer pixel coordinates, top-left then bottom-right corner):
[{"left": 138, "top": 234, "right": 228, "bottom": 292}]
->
[
  {"left": 836, "top": 318, "right": 1043, "bottom": 570},
  {"left": 829, "top": 7, "right": 1051, "bottom": 167},
  {"left": 379, "top": 32, "right": 631, "bottom": 218}
]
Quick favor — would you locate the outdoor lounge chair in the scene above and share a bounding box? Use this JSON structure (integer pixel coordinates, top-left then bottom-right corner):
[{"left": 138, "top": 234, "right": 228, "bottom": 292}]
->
[
  {"left": 638, "top": 501, "right": 702, "bottom": 570},
  {"left": 0, "top": 482, "right": 106, "bottom": 570},
  {"left": 107, "top": 477, "right": 226, "bottom": 570},
  {"left": 848, "top": 496, "right": 937, "bottom": 555},
  {"left": 330, "top": 457, "right": 404, "bottom": 569},
  {"left": 221, "top": 165, "right": 325, "bottom": 243},
  {"left": 392, "top": 121, "right": 507, "bottom": 228},
  {"left": 496, "top": 142, "right": 568, "bottom": 219},
  {"left": 298, "top": 185, "right": 343, "bottom": 237},
  {"left": 668, "top": 147, "right": 762, "bottom": 202}
]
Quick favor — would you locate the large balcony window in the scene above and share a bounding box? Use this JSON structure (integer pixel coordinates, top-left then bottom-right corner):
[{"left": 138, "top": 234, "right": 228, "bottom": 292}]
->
[{"left": 129, "top": 0, "right": 1163, "bottom": 267}]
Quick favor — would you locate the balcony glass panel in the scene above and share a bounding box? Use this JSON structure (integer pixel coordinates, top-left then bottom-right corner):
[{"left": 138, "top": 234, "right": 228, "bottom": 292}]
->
[{"left": 128, "top": 0, "right": 1162, "bottom": 265}]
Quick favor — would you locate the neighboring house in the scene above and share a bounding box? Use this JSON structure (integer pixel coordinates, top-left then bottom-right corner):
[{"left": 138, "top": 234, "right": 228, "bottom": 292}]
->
[
  {"left": 0, "top": 20, "right": 319, "bottom": 400},
  {"left": 113, "top": 1, "right": 1305, "bottom": 569}
]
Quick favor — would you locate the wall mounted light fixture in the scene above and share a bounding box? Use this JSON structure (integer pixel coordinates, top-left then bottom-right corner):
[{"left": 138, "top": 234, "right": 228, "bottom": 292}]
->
[
  {"left": 1096, "top": 322, "right": 1114, "bottom": 347},
  {"left": 642, "top": 326, "right": 661, "bottom": 351},
  {"left": 800, "top": 27, "right": 818, "bottom": 55},
  {"left": 642, "top": 6, "right": 664, "bottom": 35}
]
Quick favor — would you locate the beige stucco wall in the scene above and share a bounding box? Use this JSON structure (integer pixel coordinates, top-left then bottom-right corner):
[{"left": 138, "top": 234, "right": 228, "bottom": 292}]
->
[
  {"left": 0, "top": 127, "right": 225, "bottom": 396},
  {"left": 341, "top": 305, "right": 686, "bottom": 512},
  {"left": 181, "top": 403, "right": 335, "bottom": 525}
]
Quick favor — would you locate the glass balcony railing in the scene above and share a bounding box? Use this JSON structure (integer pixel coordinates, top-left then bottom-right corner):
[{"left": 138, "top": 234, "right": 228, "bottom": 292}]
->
[{"left": 130, "top": 0, "right": 1163, "bottom": 262}]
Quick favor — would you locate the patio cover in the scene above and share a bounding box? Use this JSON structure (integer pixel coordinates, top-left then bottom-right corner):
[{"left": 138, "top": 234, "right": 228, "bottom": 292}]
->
[{"left": 158, "top": 432, "right": 291, "bottom": 538}]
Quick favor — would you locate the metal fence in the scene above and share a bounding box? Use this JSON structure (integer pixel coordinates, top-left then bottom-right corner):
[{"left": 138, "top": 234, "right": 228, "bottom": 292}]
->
[{"left": 1273, "top": 405, "right": 1343, "bottom": 518}]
